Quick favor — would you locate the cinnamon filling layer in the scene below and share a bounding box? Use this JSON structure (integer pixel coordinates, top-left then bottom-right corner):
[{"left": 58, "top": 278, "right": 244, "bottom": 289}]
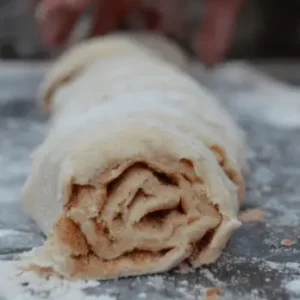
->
[{"left": 46, "top": 159, "right": 223, "bottom": 277}]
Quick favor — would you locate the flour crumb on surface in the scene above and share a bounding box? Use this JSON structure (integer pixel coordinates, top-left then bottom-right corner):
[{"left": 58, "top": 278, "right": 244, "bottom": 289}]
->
[
  {"left": 180, "top": 280, "right": 188, "bottom": 285},
  {"left": 239, "top": 208, "right": 265, "bottom": 223},
  {"left": 205, "top": 287, "right": 221, "bottom": 300},
  {"left": 200, "top": 269, "right": 225, "bottom": 287},
  {"left": 138, "top": 292, "right": 147, "bottom": 298},
  {"left": 146, "top": 275, "right": 164, "bottom": 290},
  {"left": 280, "top": 239, "right": 295, "bottom": 247}
]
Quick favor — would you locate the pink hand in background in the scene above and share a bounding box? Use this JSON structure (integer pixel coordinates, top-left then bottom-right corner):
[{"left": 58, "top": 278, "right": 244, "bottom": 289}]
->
[
  {"left": 35, "top": 0, "right": 244, "bottom": 66},
  {"left": 197, "top": 0, "right": 244, "bottom": 66}
]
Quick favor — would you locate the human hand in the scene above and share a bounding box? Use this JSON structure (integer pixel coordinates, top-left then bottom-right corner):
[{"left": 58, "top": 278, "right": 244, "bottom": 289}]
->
[
  {"left": 35, "top": 0, "right": 244, "bottom": 66},
  {"left": 35, "top": 0, "right": 185, "bottom": 45}
]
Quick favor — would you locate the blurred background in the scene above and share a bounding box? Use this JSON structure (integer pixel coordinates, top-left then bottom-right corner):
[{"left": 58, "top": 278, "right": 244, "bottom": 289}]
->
[{"left": 0, "top": 0, "right": 299, "bottom": 60}]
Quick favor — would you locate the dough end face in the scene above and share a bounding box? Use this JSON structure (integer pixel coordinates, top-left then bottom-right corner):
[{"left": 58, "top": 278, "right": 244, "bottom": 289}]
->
[{"left": 24, "top": 158, "right": 241, "bottom": 280}]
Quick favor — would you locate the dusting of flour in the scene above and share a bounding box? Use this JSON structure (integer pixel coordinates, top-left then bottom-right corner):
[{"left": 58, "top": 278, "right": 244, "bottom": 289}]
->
[
  {"left": 0, "top": 260, "right": 115, "bottom": 300},
  {"left": 285, "top": 278, "right": 300, "bottom": 297},
  {"left": 0, "top": 229, "right": 21, "bottom": 238},
  {"left": 191, "top": 62, "right": 300, "bottom": 129}
]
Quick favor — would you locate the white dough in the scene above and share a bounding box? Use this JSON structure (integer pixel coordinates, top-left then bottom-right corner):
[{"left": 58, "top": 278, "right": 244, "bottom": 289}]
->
[{"left": 22, "top": 33, "right": 246, "bottom": 279}]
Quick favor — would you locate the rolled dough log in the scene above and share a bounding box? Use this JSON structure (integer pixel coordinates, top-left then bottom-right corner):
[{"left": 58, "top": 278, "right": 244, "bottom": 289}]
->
[{"left": 22, "top": 33, "right": 246, "bottom": 279}]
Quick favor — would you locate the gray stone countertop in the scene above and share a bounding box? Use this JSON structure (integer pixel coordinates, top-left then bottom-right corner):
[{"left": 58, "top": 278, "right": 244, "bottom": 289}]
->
[{"left": 0, "top": 60, "right": 299, "bottom": 300}]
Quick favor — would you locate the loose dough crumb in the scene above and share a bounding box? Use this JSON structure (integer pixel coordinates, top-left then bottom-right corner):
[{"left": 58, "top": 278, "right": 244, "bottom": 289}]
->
[
  {"left": 281, "top": 239, "right": 295, "bottom": 247},
  {"left": 205, "top": 287, "right": 221, "bottom": 300},
  {"left": 238, "top": 208, "right": 265, "bottom": 223}
]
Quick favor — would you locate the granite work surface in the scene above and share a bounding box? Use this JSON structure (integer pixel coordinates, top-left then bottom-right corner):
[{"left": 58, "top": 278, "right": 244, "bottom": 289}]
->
[{"left": 0, "top": 61, "right": 299, "bottom": 300}]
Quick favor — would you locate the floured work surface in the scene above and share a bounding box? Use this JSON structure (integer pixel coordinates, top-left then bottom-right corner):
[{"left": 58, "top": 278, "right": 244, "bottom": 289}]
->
[{"left": 0, "top": 61, "right": 299, "bottom": 300}]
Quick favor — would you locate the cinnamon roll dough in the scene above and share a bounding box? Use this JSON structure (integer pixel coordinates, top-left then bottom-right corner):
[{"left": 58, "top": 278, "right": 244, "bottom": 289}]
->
[{"left": 22, "top": 33, "right": 246, "bottom": 279}]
